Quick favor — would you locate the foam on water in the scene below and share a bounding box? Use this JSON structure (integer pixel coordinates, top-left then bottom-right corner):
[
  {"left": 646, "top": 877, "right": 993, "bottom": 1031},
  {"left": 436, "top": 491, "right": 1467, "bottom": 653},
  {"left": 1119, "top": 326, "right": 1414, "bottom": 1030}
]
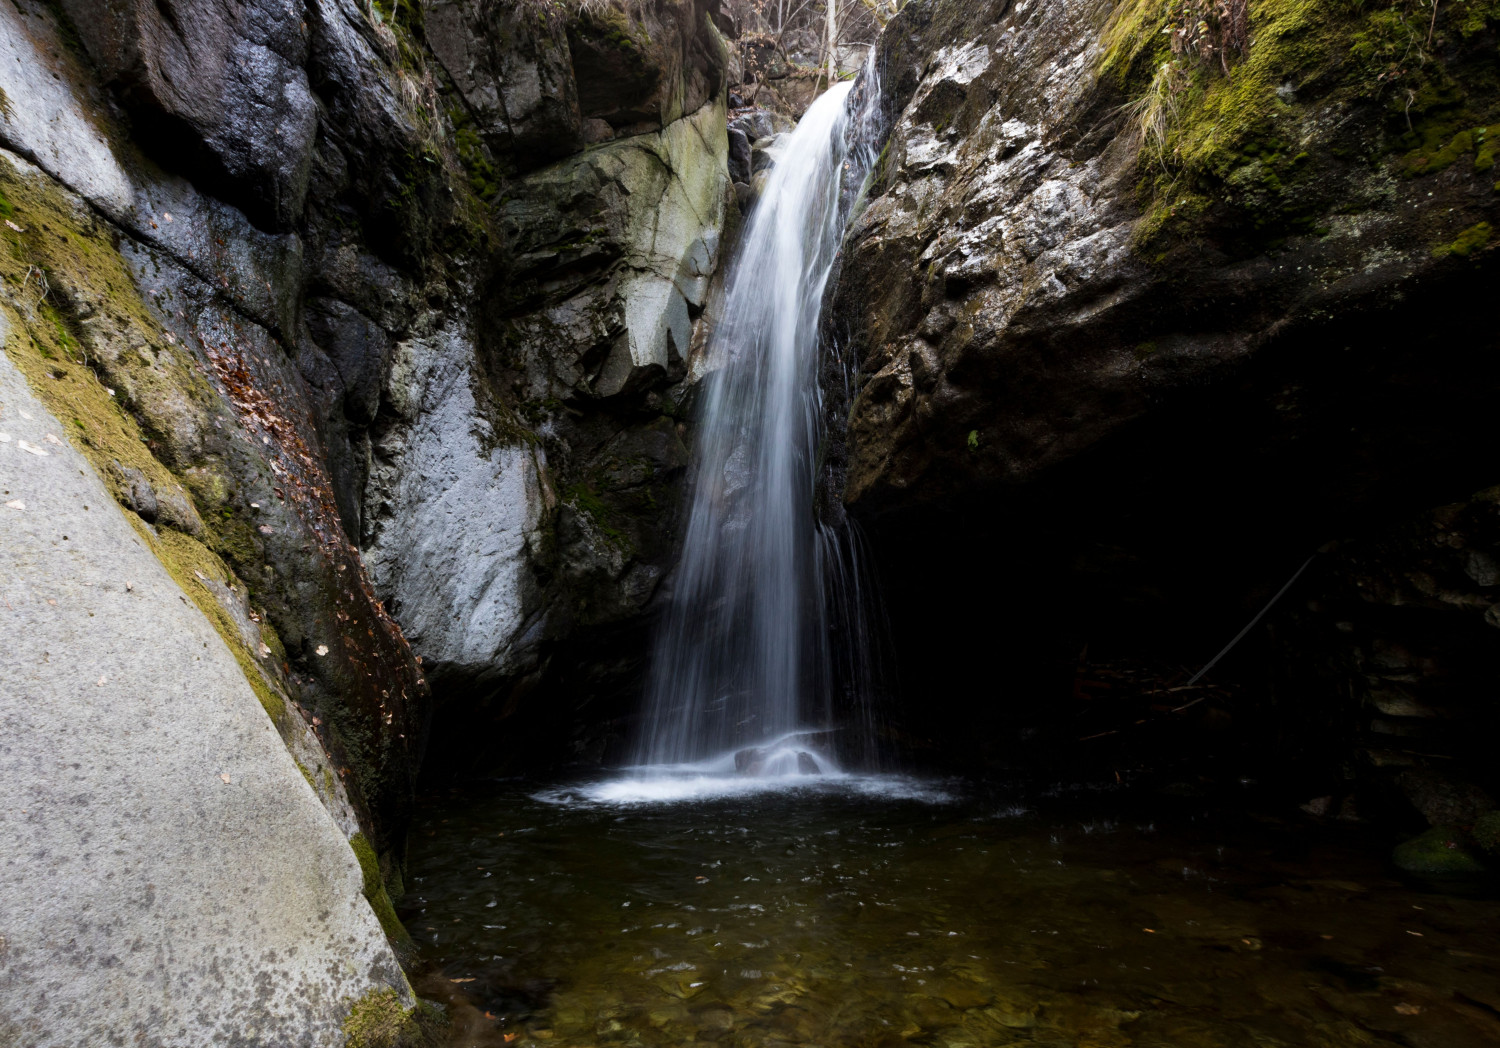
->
[{"left": 533, "top": 768, "right": 956, "bottom": 808}]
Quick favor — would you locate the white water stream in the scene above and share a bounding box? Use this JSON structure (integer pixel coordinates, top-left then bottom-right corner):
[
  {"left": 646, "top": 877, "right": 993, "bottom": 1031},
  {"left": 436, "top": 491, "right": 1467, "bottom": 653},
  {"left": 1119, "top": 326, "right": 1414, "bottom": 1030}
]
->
[{"left": 632, "top": 63, "right": 885, "bottom": 785}]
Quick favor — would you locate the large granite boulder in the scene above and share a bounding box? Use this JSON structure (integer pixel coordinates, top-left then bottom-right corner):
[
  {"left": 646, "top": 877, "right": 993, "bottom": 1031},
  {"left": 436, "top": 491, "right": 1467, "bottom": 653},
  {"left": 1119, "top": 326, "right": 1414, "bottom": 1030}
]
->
[{"left": 0, "top": 339, "right": 410, "bottom": 1047}]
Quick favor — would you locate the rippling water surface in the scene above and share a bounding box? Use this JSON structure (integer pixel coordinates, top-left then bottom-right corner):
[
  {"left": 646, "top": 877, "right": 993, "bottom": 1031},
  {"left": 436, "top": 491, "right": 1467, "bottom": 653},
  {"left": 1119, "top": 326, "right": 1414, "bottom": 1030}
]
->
[{"left": 403, "top": 778, "right": 1500, "bottom": 1048}]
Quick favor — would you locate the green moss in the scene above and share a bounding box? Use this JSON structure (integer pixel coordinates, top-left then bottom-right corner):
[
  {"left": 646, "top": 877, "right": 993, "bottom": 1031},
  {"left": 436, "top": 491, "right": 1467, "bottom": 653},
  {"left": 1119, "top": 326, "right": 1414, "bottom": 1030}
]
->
[
  {"left": 450, "top": 117, "right": 499, "bottom": 202},
  {"left": 0, "top": 155, "right": 305, "bottom": 751},
  {"left": 1106, "top": 0, "right": 1500, "bottom": 244},
  {"left": 1400, "top": 126, "right": 1475, "bottom": 176},
  {"left": 342, "top": 989, "right": 447, "bottom": 1048},
  {"left": 350, "top": 833, "right": 416, "bottom": 956},
  {"left": 1474, "top": 811, "right": 1500, "bottom": 855},
  {"left": 1392, "top": 825, "right": 1487, "bottom": 874},
  {"left": 1431, "top": 220, "right": 1493, "bottom": 257},
  {"left": 566, "top": 481, "right": 631, "bottom": 547}
]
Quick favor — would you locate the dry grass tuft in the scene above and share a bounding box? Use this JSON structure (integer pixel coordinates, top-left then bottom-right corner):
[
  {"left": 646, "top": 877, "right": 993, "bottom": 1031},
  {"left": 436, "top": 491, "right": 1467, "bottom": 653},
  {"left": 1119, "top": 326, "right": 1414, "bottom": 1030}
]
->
[{"left": 1119, "top": 60, "right": 1187, "bottom": 163}]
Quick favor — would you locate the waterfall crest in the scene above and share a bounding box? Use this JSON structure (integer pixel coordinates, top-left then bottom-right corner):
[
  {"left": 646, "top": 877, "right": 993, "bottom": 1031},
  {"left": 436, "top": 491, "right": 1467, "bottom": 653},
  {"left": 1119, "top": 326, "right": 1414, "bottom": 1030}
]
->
[{"left": 636, "top": 63, "right": 884, "bottom": 772}]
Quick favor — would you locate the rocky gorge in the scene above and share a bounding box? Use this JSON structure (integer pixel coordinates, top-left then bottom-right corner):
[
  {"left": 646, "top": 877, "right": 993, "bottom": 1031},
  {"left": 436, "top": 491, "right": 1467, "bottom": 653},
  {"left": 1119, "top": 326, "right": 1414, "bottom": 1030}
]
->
[{"left": 1, "top": 0, "right": 1498, "bottom": 1043}]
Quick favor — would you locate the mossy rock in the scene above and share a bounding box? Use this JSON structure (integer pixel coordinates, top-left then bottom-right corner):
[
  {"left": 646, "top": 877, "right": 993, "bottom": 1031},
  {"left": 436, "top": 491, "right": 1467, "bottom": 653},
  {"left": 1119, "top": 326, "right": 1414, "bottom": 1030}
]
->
[
  {"left": 350, "top": 833, "right": 415, "bottom": 957},
  {"left": 1473, "top": 811, "right": 1500, "bottom": 855},
  {"left": 343, "top": 989, "right": 447, "bottom": 1048},
  {"left": 1392, "top": 825, "right": 1487, "bottom": 874}
]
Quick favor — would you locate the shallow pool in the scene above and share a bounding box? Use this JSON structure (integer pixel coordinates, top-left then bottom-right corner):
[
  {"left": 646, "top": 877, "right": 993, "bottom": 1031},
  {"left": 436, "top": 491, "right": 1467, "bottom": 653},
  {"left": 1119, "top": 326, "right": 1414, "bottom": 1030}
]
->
[{"left": 401, "top": 776, "right": 1500, "bottom": 1048}]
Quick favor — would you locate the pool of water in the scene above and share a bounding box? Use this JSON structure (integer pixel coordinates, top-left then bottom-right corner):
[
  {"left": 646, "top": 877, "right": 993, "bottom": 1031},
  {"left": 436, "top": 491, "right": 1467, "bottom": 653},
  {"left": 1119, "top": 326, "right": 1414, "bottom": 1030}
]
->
[{"left": 401, "top": 776, "right": 1500, "bottom": 1048}]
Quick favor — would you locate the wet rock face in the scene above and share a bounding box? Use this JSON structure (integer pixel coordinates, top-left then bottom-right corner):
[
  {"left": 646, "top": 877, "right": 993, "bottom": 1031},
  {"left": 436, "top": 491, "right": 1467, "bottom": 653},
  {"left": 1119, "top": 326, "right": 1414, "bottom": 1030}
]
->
[
  {"left": 61, "top": 0, "right": 318, "bottom": 230},
  {"left": 425, "top": 0, "right": 729, "bottom": 161},
  {"left": 423, "top": 0, "right": 587, "bottom": 162}
]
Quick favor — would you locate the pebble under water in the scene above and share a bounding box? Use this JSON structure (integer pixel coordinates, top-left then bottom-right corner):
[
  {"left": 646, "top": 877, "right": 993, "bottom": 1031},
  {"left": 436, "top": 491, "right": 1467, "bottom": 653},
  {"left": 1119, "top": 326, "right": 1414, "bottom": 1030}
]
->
[{"left": 402, "top": 778, "right": 1500, "bottom": 1048}]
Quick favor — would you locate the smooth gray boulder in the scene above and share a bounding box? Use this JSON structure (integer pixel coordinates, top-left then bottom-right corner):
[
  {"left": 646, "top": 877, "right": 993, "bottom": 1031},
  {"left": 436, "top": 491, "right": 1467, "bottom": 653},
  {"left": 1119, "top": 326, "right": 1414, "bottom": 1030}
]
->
[{"left": 0, "top": 339, "right": 409, "bottom": 1046}]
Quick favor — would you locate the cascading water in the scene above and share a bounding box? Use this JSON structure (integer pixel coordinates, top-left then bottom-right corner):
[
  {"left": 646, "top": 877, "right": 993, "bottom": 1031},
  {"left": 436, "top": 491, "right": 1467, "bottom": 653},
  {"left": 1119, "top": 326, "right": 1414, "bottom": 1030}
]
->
[{"left": 634, "top": 61, "right": 885, "bottom": 778}]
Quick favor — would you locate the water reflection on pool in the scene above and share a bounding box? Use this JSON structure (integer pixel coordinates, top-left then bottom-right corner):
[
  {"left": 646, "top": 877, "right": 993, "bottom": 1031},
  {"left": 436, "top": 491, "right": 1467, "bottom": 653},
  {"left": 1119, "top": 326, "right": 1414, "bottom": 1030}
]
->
[{"left": 402, "top": 777, "right": 1500, "bottom": 1048}]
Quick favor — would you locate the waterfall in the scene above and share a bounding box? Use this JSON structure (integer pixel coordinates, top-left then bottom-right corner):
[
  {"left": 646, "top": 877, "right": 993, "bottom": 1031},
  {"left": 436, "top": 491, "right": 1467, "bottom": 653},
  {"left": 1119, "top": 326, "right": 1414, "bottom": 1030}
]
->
[{"left": 636, "top": 61, "right": 885, "bottom": 774}]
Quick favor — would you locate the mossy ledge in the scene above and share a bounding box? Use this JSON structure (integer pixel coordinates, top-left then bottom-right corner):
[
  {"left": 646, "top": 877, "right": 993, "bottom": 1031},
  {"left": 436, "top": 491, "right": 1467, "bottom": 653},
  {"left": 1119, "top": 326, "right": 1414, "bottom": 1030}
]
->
[
  {"left": 351, "top": 833, "right": 417, "bottom": 960},
  {"left": 342, "top": 989, "right": 448, "bottom": 1048},
  {"left": 1101, "top": 0, "right": 1500, "bottom": 247}
]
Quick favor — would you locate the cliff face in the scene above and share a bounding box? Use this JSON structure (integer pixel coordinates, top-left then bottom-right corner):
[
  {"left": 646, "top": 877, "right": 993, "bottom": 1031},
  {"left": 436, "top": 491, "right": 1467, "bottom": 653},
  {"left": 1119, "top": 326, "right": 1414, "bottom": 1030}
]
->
[
  {"left": 829, "top": 0, "right": 1500, "bottom": 808},
  {"left": 835, "top": 0, "right": 1499, "bottom": 509},
  {"left": 0, "top": 0, "right": 732, "bottom": 1039}
]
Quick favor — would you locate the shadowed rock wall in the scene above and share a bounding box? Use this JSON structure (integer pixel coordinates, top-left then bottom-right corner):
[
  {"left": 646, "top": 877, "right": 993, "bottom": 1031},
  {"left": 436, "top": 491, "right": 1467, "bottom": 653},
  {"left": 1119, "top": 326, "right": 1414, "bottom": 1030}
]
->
[{"left": 826, "top": 0, "right": 1500, "bottom": 813}]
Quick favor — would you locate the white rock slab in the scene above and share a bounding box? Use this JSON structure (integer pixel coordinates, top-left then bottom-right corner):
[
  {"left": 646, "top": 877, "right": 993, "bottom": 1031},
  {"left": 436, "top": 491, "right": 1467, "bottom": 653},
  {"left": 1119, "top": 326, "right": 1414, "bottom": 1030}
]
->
[{"left": 0, "top": 332, "right": 409, "bottom": 1047}]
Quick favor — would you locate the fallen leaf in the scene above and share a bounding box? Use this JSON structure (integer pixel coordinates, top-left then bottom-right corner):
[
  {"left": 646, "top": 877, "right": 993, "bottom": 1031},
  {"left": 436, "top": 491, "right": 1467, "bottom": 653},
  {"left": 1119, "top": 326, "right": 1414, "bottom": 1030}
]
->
[
  {"left": 449, "top": 977, "right": 476, "bottom": 984},
  {"left": 220, "top": 773, "right": 231, "bottom": 784},
  {"left": 4, "top": 219, "right": 24, "bottom": 232},
  {"left": 258, "top": 524, "right": 274, "bottom": 535},
  {"left": 315, "top": 644, "right": 329, "bottom": 656},
  {"left": 4, "top": 500, "right": 22, "bottom": 510},
  {"left": 42, "top": 433, "right": 62, "bottom": 445},
  {"left": 1394, "top": 1003, "right": 1423, "bottom": 1015},
  {"left": 695, "top": 875, "right": 709, "bottom": 883},
  {"left": 17, "top": 440, "right": 48, "bottom": 457},
  {"left": 1142, "top": 928, "right": 1156, "bottom": 934},
  {"left": 1406, "top": 931, "right": 1424, "bottom": 937}
]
